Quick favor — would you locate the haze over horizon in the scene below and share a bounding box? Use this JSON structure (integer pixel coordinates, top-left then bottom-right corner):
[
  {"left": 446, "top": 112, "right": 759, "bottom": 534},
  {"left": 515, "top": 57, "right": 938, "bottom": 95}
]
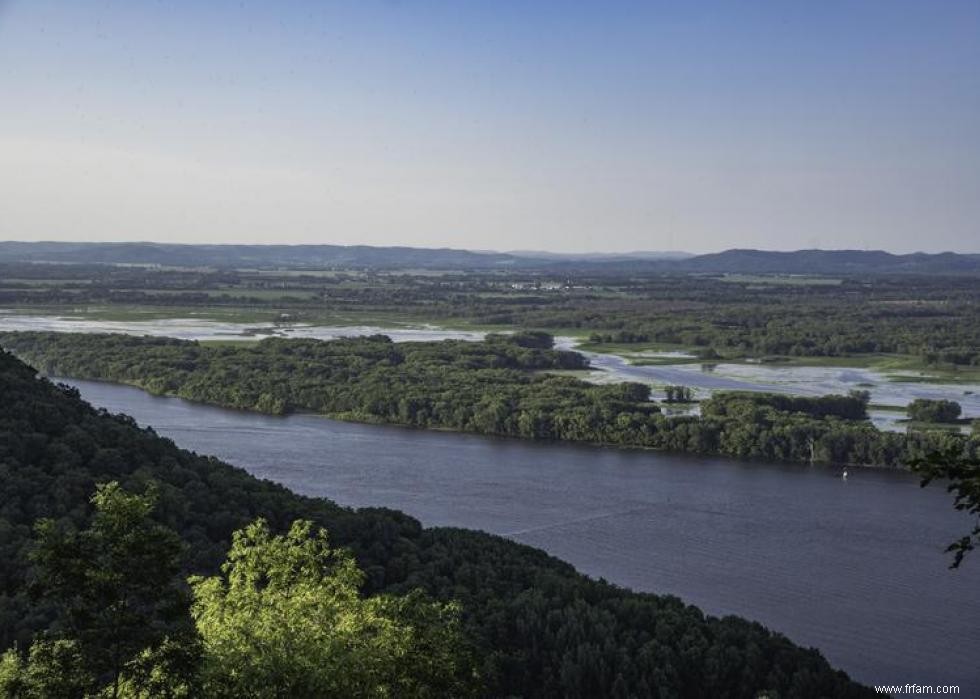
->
[
  {"left": 2, "top": 240, "right": 978, "bottom": 259},
  {"left": 1, "top": 1, "right": 978, "bottom": 254}
]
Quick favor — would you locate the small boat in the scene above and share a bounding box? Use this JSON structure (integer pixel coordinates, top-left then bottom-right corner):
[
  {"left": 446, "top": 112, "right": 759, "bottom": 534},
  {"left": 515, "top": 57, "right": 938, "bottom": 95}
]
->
[{"left": 842, "top": 469, "right": 848, "bottom": 481}]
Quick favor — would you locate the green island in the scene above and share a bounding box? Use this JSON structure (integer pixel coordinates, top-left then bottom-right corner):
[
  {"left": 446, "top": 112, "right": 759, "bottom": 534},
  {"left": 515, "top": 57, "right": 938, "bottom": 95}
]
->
[
  {"left": 2, "top": 330, "right": 977, "bottom": 469},
  {"left": 0, "top": 348, "right": 879, "bottom": 697}
]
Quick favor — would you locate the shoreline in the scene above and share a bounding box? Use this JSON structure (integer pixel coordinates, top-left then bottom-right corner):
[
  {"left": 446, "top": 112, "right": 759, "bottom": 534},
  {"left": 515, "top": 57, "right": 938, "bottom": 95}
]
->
[{"left": 45, "top": 371, "right": 914, "bottom": 473}]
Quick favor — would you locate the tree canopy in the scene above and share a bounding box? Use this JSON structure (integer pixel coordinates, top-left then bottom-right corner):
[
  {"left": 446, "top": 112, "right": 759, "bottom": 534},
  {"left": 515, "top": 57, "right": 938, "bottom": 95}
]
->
[
  {"left": 907, "top": 399, "right": 963, "bottom": 424},
  {"left": 2, "top": 331, "right": 976, "bottom": 469},
  {"left": 191, "top": 518, "right": 473, "bottom": 698},
  {"left": 4, "top": 482, "right": 475, "bottom": 698},
  {"left": 0, "top": 349, "right": 879, "bottom": 697},
  {"left": 27, "top": 482, "right": 191, "bottom": 697}
]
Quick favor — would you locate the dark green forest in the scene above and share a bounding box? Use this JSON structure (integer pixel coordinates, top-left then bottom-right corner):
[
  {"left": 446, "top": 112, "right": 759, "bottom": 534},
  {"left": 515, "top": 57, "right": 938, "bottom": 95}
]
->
[
  {"left": 906, "top": 399, "right": 963, "bottom": 424},
  {"left": 0, "top": 349, "right": 878, "bottom": 697},
  {"left": 2, "top": 331, "right": 976, "bottom": 469}
]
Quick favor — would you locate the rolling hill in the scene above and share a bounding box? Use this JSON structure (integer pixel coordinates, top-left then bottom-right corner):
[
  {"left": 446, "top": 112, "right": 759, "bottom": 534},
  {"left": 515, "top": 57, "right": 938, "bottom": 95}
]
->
[{"left": 1, "top": 240, "right": 978, "bottom": 274}]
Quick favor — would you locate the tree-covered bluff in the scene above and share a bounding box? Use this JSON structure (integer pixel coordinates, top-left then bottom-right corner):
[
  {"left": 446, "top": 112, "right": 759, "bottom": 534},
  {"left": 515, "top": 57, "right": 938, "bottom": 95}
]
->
[
  {"left": 4, "top": 482, "right": 475, "bottom": 697},
  {"left": 0, "top": 348, "right": 881, "bottom": 697},
  {"left": 2, "top": 331, "right": 976, "bottom": 469}
]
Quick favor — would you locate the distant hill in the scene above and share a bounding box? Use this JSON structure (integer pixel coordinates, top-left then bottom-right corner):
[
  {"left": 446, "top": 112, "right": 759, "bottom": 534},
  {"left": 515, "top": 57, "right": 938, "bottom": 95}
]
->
[
  {"left": 1, "top": 241, "right": 978, "bottom": 274},
  {"left": 0, "top": 241, "right": 525, "bottom": 270},
  {"left": 505, "top": 250, "right": 695, "bottom": 262},
  {"left": 673, "top": 249, "right": 980, "bottom": 275}
]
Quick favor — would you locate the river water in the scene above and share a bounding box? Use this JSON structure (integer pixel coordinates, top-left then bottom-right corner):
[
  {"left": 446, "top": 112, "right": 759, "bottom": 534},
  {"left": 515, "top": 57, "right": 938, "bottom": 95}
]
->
[
  {"left": 560, "top": 343, "right": 980, "bottom": 430},
  {"left": 63, "top": 378, "right": 980, "bottom": 693}
]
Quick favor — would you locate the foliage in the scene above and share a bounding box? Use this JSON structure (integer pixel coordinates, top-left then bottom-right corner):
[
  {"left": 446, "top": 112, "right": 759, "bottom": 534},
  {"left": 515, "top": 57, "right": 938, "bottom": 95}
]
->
[
  {"left": 588, "top": 331, "right": 651, "bottom": 344},
  {"left": 0, "top": 649, "right": 24, "bottom": 698},
  {"left": 29, "top": 482, "right": 191, "bottom": 696},
  {"left": 906, "top": 399, "right": 962, "bottom": 424},
  {"left": 702, "top": 391, "right": 870, "bottom": 421},
  {"left": 191, "top": 518, "right": 474, "bottom": 698},
  {"left": 913, "top": 450, "right": 980, "bottom": 568},
  {"left": 0, "top": 639, "right": 93, "bottom": 699},
  {"left": 663, "top": 385, "right": 693, "bottom": 403},
  {"left": 0, "top": 349, "right": 879, "bottom": 697},
  {"left": 4, "top": 261, "right": 980, "bottom": 367},
  {"left": 10, "top": 481, "right": 473, "bottom": 697},
  {"left": 3, "top": 331, "right": 976, "bottom": 469},
  {"left": 117, "top": 634, "right": 201, "bottom": 699}
]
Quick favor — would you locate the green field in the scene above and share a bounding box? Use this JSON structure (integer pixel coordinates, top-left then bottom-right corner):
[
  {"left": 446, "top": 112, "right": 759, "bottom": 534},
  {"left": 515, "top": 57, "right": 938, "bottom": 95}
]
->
[{"left": 718, "top": 274, "right": 844, "bottom": 286}]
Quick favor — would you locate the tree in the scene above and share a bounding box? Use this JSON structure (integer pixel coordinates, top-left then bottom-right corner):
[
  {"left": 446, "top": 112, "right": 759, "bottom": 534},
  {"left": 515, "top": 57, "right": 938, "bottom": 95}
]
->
[
  {"left": 0, "top": 639, "right": 95, "bottom": 699},
  {"left": 0, "top": 649, "right": 25, "bottom": 698},
  {"left": 21, "top": 639, "right": 92, "bottom": 699},
  {"left": 29, "top": 482, "right": 193, "bottom": 698},
  {"left": 0, "top": 349, "right": 882, "bottom": 698},
  {"left": 116, "top": 634, "right": 202, "bottom": 699},
  {"left": 907, "top": 399, "right": 962, "bottom": 424},
  {"left": 664, "top": 385, "right": 692, "bottom": 403},
  {"left": 913, "top": 451, "right": 980, "bottom": 568},
  {"left": 190, "top": 518, "right": 476, "bottom": 698}
]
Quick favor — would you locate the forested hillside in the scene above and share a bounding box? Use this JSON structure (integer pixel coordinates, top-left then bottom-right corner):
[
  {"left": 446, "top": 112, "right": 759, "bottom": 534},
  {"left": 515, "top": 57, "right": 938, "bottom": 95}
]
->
[
  {"left": 2, "top": 331, "right": 976, "bottom": 468},
  {"left": 0, "top": 349, "right": 878, "bottom": 697}
]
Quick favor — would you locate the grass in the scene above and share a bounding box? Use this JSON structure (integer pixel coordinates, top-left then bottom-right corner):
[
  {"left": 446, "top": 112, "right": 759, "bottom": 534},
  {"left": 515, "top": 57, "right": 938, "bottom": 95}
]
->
[
  {"left": 896, "top": 419, "right": 971, "bottom": 433},
  {"left": 2, "top": 303, "right": 577, "bottom": 342},
  {"left": 718, "top": 274, "right": 844, "bottom": 286},
  {"left": 736, "top": 353, "right": 902, "bottom": 368},
  {"left": 630, "top": 356, "right": 706, "bottom": 366},
  {"left": 6, "top": 304, "right": 980, "bottom": 385},
  {"left": 574, "top": 340, "right": 694, "bottom": 355},
  {"left": 1, "top": 279, "right": 93, "bottom": 286},
  {"left": 868, "top": 404, "right": 906, "bottom": 413},
  {"left": 536, "top": 369, "right": 601, "bottom": 379},
  {"left": 886, "top": 372, "right": 980, "bottom": 385},
  {"left": 681, "top": 352, "right": 980, "bottom": 383},
  {"left": 9, "top": 305, "right": 285, "bottom": 323},
  {"left": 4, "top": 304, "right": 446, "bottom": 328},
  {"left": 578, "top": 345, "right": 980, "bottom": 385},
  {"left": 247, "top": 269, "right": 365, "bottom": 278},
  {"left": 129, "top": 289, "right": 322, "bottom": 300},
  {"left": 197, "top": 339, "right": 261, "bottom": 347}
]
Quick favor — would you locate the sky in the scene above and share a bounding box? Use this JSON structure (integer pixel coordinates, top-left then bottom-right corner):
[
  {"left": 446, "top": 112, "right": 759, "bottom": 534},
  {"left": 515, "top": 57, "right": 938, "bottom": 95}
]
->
[{"left": 0, "top": 1, "right": 978, "bottom": 254}]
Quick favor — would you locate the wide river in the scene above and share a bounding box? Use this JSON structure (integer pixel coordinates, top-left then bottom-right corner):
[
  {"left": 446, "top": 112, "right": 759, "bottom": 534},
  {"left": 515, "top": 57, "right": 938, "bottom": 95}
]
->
[{"left": 65, "top": 378, "right": 979, "bottom": 693}]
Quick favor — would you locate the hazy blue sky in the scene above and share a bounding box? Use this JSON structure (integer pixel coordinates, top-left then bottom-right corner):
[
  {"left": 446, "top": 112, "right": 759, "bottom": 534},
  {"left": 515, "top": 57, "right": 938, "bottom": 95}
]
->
[{"left": 1, "top": 1, "right": 977, "bottom": 253}]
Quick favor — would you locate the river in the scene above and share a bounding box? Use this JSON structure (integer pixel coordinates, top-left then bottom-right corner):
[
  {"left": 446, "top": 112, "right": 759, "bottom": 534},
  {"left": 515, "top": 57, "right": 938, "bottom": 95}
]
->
[{"left": 63, "top": 377, "right": 980, "bottom": 693}]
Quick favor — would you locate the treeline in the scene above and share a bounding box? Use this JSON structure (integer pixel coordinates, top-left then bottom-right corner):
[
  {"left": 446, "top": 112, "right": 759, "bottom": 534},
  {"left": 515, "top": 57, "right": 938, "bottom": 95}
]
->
[
  {"left": 588, "top": 331, "right": 652, "bottom": 344},
  {"left": 907, "top": 398, "right": 963, "bottom": 424},
  {"left": 2, "top": 331, "right": 977, "bottom": 469},
  {"left": 703, "top": 391, "right": 872, "bottom": 421},
  {"left": 0, "top": 349, "right": 877, "bottom": 697}
]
